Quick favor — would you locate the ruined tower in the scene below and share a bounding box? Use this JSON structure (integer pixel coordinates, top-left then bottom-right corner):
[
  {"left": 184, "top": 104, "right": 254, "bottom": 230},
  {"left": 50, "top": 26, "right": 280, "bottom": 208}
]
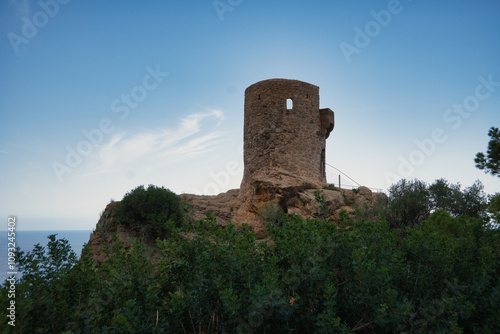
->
[{"left": 241, "top": 79, "right": 334, "bottom": 190}]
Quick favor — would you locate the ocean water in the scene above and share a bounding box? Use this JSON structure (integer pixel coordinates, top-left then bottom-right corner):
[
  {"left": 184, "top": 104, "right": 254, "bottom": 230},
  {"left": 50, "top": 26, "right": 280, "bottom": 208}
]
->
[{"left": 0, "top": 230, "right": 92, "bottom": 284}]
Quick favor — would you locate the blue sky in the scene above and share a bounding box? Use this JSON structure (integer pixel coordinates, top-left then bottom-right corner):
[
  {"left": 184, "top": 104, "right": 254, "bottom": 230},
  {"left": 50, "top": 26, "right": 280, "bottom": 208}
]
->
[{"left": 1, "top": 0, "right": 499, "bottom": 230}]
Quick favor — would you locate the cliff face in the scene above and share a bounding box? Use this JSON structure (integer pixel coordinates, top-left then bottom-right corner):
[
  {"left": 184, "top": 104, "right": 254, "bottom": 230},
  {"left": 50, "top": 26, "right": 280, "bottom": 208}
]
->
[{"left": 86, "top": 202, "right": 131, "bottom": 264}]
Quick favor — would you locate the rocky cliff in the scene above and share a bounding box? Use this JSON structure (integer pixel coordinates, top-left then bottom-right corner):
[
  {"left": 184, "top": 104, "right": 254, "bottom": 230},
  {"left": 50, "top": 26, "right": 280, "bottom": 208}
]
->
[{"left": 86, "top": 180, "right": 384, "bottom": 264}]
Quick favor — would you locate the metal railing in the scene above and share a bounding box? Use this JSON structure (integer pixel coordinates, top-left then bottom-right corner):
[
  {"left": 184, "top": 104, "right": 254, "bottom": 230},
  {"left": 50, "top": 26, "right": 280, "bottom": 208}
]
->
[{"left": 326, "top": 163, "right": 384, "bottom": 193}]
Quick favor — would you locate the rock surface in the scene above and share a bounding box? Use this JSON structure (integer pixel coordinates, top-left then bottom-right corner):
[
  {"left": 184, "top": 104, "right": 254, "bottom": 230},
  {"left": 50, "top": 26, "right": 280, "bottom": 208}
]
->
[
  {"left": 85, "top": 202, "right": 140, "bottom": 264},
  {"left": 180, "top": 189, "right": 240, "bottom": 227},
  {"left": 181, "top": 175, "right": 384, "bottom": 238}
]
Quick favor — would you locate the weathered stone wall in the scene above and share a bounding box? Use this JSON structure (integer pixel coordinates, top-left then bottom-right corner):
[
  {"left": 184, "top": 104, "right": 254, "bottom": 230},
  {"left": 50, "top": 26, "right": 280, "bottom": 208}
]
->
[{"left": 241, "top": 79, "right": 334, "bottom": 190}]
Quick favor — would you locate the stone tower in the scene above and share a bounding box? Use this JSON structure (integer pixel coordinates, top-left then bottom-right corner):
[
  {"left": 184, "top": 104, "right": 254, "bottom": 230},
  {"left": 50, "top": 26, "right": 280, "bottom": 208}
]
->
[{"left": 241, "top": 78, "right": 334, "bottom": 190}]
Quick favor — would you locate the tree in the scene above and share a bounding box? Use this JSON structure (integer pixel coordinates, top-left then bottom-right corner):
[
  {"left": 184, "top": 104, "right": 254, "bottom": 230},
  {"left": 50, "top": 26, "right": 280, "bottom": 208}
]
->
[
  {"left": 387, "top": 179, "right": 430, "bottom": 229},
  {"left": 0, "top": 235, "right": 79, "bottom": 333},
  {"left": 460, "top": 180, "right": 488, "bottom": 219},
  {"left": 429, "top": 179, "right": 488, "bottom": 219},
  {"left": 488, "top": 193, "right": 500, "bottom": 226},
  {"left": 428, "top": 178, "right": 462, "bottom": 214},
  {"left": 475, "top": 126, "right": 500, "bottom": 177},
  {"left": 387, "top": 179, "right": 489, "bottom": 228}
]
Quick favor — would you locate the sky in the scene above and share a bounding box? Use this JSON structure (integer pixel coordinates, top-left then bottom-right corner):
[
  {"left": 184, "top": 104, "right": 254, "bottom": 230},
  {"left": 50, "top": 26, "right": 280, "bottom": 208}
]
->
[{"left": 1, "top": 0, "right": 499, "bottom": 231}]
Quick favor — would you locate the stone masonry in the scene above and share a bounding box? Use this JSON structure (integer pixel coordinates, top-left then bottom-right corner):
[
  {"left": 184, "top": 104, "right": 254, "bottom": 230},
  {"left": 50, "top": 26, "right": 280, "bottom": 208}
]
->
[
  {"left": 230, "top": 79, "right": 337, "bottom": 229},
  {"left": 241, "top": 78, "right": 335, "bottom": 190}
]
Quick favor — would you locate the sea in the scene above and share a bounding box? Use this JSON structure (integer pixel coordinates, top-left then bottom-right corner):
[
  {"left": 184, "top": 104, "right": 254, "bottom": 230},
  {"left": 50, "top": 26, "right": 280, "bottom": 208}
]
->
[{"left": 0, "top": 230, "right": 92, "bottom": 285}]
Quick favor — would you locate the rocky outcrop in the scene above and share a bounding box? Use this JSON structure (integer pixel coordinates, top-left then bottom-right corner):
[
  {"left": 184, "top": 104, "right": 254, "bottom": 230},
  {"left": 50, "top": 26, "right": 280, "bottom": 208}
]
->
[
  {"left": 181, "top": 171, "right": 384, "bottom": 237},
  {"left": 85, "top": 202, "right": 132, "bottom": 264},
  {"left": 86, "top": 184, "right": 384, "bottom": 264},
  {"left": 180, "top": 189, "right": 240, "bottom": 226}
]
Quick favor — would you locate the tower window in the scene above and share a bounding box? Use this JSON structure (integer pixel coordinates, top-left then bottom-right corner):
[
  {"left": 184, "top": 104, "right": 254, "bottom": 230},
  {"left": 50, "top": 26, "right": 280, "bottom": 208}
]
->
[{"left": 286, "top": 98, "right": 293, "bottom": 109}]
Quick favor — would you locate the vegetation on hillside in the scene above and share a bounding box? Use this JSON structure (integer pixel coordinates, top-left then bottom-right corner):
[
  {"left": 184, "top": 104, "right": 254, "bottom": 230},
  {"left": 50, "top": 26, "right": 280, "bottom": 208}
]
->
[
  {"left": 1, "top": 180, "right": 499, "bottom": 333},
  {"left": 113, "top": 185, "right": 188, "bottom": 240}
]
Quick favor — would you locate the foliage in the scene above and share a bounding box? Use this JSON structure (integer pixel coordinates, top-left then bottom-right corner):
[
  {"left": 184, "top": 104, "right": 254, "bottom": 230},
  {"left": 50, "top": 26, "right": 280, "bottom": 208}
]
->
[
  {"left": 488, "top": 193, "right": 500, "bottom": 227},
  {"left": 113, "top": 184, "right": 186, "bottom": 240},
  {"left": 460, "top": 180, "right": 489, "bottom": 219},
  {"left": 2, "top": 208, "right": 499, "bottom": 333},
  {"left": 1, "top": 180, "right": 499, "bottom": 333},
  {"left": 314, "top": 190, "right": 329, "bottom": 220},
  {"left": 402, "top": 210, "right": 500, "bottom": 333},
  {"left": 386, "top": 179, "right": 431, "bottom": 229},
  {"left": 428, "top": 178, "right": 463, "bottom": 214},
  {"left": 0, "top": 235, "right": 79, "bottom": 333},
  {"left": 429, "top": 178, "right": 488, "bottom": 219},
  {"left": 80, "top": 236, "right": 163, "bottom": 332},
  {"left": 0, "top": 234, "right": 164, "bottom": 333},
  {"left": 387, "top": 178, "right": 489, "bottom": 229},
  {"left": 258, "top": 202, "right": 287, "bottom": 227},
  {"left": 475, "top": 126, "right": 500, "bottom": 177}
]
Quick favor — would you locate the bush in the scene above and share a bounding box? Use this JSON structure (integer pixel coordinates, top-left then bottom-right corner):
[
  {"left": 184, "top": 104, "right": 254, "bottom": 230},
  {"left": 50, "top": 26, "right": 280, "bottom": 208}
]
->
[
  {"left": 113, "top": 185, "right": 185, "bottom": 240},
  {"left": 2, "top": 180, "right": 498, "bottom": 333},
  {"left": 1, "top": 211, "right": 499, "bottom": 333}
]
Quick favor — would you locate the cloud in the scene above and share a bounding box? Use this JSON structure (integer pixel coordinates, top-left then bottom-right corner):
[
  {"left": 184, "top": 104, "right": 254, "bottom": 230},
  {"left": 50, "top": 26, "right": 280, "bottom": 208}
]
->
[
  {"left": 81, "top": 108, "right": 225, "bottom": 178},
  {"left": 160, "top": 131, "right": 224, "bottom": 156},
  {"left": 177, "top": 108, "right": 224, "bottom": 136}
]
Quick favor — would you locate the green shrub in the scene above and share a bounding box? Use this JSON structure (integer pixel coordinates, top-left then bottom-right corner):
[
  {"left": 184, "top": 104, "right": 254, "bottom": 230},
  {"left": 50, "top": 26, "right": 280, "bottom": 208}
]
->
[
  {"left": 113, "top": 184, "right": 185, "bottom": 240},
  {"left": 2, "top": 180, "right": 499, "bottom": 333},
  {"left": 0, "top": 235, "right": 80, "bottom": 333},
  {"left": 1, "top": 211, "right": 499, "bottom": 333}
]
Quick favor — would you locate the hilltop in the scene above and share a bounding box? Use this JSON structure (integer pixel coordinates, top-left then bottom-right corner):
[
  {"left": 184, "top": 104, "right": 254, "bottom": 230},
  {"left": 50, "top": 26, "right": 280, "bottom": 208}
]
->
[{"left": 86, "top": 180, "right": 384, "bottom": 264}]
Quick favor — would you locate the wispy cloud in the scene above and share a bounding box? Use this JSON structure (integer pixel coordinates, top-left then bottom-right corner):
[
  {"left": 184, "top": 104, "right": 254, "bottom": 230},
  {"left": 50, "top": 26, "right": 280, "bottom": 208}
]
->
[
  {"left": 160, "top": 131, "right": 223, "bottom": 156},
  {"left": 81, "top": 108, "right": 225, "bottom": 178}
]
